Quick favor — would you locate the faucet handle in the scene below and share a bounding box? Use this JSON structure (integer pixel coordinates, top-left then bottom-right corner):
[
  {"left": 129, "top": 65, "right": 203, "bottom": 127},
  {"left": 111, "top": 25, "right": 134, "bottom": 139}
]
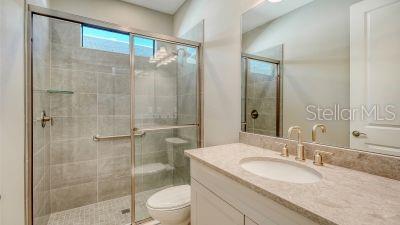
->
[
  {"left": 273, "top": 142, "right": 288, "bottom": 157},
  {"left": 313, "top": 150, "right": 334, "bottom": 166},
  {"left": 295, "top": 143, "right": 305, "bottom": 161},
  {"left": 280, "top": 144, "right": 289, "bottom": 157}
]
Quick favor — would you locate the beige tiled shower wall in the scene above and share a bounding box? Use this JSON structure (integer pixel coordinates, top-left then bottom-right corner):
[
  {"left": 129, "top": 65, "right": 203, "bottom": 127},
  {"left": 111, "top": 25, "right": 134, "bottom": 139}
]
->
[
  {"left": 48, "top": 18, "right": 131, "bottom": 212},
  {"left": 174, "top": 53, "right": 197, "bottom": 185},
  {"left": 134, "top": 48, "right": 176, "bottom": 194},
  {"left": 35, "top": 16, "right": 200, "bottom": 214},
  {"left": 32, "top": 15, "right": 51, "bottom": 225},
  {"left": 134, "top": 54, "right": 177, "bottom": 127},
  {"left": 175, "top": 21, "right": 204, "bottom": 185}
]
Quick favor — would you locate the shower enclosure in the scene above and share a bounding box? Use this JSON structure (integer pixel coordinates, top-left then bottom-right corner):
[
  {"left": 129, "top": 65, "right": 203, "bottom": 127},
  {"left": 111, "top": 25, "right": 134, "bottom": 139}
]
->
[
  {"left": 27, "top": 6, "right": 201, "bottom": 225},
  {"left": 241, "top": 53, "right": 281, "bottom": 136}
]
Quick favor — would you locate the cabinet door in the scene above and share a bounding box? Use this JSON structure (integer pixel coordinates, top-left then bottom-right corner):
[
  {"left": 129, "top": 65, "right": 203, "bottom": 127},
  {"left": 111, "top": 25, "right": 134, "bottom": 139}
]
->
[
  {"left": 245, "top": 217, "right": 259, "bottom": 225},
  {"left": 192, "top": 179, "right": 244, "bottom": 225}
]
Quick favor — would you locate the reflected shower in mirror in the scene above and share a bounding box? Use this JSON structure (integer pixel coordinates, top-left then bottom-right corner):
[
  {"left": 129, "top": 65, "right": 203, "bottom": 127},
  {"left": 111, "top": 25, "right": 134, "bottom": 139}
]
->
[
  {"left": 241, "top": 47, "right": 283, "bottom": 137},
  {"left": 241, "top": 0, "right": 400, "bottom": 156}
]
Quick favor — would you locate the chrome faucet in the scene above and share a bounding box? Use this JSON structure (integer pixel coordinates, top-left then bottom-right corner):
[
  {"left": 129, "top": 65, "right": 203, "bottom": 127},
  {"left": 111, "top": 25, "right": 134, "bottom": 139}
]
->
[
  {"left": 288, "top": 126, "right": 305, "bottom": 161},
  {"left": 312, "top": 124, "right": 326, "bottom": 143}
]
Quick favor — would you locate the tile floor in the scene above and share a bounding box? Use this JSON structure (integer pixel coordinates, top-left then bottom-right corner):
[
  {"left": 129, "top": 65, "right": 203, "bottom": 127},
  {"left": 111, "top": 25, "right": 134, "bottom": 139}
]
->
[
  {"left": 47, "top": 186, "right": 169, "bottom": 225},
  {"left": 140, "top": 221, "right": 160, "bottom": 225},
  {"left": 47, "top": 196, "right": 131, "bottom": 225}
]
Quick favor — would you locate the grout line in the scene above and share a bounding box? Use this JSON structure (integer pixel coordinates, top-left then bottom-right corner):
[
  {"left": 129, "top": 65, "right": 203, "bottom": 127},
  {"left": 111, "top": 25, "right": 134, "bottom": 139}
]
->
[
  {"left": 50, "top": 115, "right": 129, "bottom": 118},
  {"left": 51, "top": 66, "right": 130, "bottom": 76},
  {"left": 48, "top": 17, "right": 53, "bottom": 215},
  {"left": 49, "top": 158, "right": 98, "bottom": 166},
  {"left": 96, "top": 67, "right": 99, "bottom": 204}
]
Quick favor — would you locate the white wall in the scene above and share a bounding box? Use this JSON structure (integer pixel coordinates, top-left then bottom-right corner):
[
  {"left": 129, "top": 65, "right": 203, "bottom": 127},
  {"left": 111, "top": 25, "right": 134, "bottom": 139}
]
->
[
  {"left": 1, "top": 1, "right": 29, "bottom": 225},
  {"left": 0, "top": 1, "right": 26, "bottom": 224},
  {"left": 0, "top": 1, "right": 47, "bottom": 224},
  {"left": 174, "top": 0, "right": 263, "bottom": 146},
  {"left": 48, "top": 0, "right": 174, "bottom": 35},
  {"left": 242, "top": 0, "right": 360, "bottom": 147}
]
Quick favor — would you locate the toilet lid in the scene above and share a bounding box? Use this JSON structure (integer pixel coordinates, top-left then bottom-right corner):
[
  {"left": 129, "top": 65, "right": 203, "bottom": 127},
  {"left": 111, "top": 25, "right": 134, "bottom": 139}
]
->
[{"left": 147, "top": 185, "right": 191, "bottom": 210}]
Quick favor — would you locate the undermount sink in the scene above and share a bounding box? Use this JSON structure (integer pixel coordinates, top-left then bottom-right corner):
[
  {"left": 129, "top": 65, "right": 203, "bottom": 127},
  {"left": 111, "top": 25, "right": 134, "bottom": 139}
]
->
[{"left": 240, "top": 157, "right": 322, "bottom": 184}]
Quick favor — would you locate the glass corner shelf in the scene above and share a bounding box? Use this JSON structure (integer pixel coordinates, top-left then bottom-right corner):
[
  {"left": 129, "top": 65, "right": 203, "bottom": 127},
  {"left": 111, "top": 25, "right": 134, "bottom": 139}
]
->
[{"left": 46, "top": 89, "right": 74, "bottom": 94}]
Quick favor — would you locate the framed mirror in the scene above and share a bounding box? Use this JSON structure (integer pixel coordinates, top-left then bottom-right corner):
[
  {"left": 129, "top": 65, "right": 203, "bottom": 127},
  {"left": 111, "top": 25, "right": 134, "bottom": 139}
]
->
[{"left": 241, "top": 0, "right": 400, "bottom": 156}]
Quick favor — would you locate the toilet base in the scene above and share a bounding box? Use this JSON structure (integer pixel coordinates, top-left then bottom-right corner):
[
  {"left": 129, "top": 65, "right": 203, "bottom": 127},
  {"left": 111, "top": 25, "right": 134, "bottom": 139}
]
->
[{"left": 147, "top": 206, "right": 190, "bottom": 225}]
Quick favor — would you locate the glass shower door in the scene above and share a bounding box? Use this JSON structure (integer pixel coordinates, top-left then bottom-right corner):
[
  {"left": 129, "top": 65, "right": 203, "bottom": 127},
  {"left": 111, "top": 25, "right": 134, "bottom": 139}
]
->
[
  {"left": 31, "top": 14, "right": 132, "bottom": 225},
  {"left": 132, "top": 35, "right": 199, "bottom": 222}
]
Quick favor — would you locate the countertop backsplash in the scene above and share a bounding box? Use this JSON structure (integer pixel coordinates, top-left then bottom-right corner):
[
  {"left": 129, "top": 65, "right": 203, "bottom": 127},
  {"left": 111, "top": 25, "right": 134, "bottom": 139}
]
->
[{"left": 239, "top": 132, "right": 400, "bottom": 181}]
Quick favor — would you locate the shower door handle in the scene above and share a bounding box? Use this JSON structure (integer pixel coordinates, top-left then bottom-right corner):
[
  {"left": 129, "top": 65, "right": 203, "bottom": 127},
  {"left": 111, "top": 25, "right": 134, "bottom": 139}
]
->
[
  {"left": 133, "top": 124, "right": 198, "bottom": 134},
  {"left": 40, "top": 110, "right": 53, "bottom": 128},
  {"left": 132, "top": 128, "right": 145, "bottom": 137},
  {"left": 93, "top": 134, "right": 131, "bottom": 141},
  {"left": 93, "top": 131, "right": 145, "bottom": 141}
]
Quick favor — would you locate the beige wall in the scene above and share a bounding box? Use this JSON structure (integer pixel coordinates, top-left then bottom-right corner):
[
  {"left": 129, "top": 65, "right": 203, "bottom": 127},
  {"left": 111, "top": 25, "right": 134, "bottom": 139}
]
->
[
  {"left": 48, "top": 0, "right": 174, "bottom": 35},
  {"left": 242, "top": 0, "right": 360, "bottom": 147},
  {"left": 28, "top": 0, "right": 48, "bottom": 7},
  {"left": 174, "top": 0, "right": 263, "bottom": 146}
]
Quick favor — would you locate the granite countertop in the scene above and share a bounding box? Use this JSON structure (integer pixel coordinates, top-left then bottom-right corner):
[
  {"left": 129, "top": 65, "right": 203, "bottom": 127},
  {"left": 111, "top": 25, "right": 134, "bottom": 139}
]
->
[{"left": 185, "top": 143, "right": 400, "bottom": 225}]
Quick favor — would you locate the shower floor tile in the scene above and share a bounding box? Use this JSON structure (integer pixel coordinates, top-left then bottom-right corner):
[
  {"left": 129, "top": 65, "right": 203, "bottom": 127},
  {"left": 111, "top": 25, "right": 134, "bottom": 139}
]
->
[
  {"left": 47, "top": 196, "right": 131, "bottom": 225},
  {"left": 47, "top": 186, "right": 172, "bottom": 225}
]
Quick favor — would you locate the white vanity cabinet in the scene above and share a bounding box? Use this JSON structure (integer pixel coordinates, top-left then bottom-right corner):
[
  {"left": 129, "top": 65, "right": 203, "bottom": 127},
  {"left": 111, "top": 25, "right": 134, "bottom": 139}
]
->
[
  {"left": 192, "top": 178, "right": 262, "bottom": 225},
  {"left": 190, "top": 160, "right": 319, "bottom": 225},
  {"left": 191, "top": 179, "right": 244, "bottom": 225}
]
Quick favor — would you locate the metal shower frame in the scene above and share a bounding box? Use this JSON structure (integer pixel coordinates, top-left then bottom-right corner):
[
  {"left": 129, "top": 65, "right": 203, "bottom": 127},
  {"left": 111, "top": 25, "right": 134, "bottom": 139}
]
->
[{"left": 25, "top": 5, "right": 203, "bottom": 225}]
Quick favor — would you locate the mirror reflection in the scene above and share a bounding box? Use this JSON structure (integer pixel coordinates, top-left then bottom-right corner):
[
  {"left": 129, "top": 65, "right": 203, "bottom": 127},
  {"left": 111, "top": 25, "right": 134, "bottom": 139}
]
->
[{"left": 241, "top": 0, "right": 400, "bottom": 156}]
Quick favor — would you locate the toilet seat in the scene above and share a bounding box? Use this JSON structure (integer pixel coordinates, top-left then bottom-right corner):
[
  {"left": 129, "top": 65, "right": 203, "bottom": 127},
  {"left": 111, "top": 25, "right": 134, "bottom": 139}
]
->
[{"left": 147, "top": 185, "right": 191, "bottom": 211}]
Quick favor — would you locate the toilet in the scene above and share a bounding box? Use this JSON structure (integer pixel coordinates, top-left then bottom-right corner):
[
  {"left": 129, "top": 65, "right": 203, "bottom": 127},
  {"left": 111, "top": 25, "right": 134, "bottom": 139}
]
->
[{"left": 146, "top": 185, "right": 191, "bottom": 225}]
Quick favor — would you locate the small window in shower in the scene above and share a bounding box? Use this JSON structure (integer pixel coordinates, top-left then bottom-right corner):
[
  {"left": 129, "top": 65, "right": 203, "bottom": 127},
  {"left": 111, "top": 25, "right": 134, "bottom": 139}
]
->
[
  {"left": 249, "top": 59, "right": 275, "bottom": 77},
  {"left": 82, "top": 25, "right": 130, "bottom": 54},
  {"left": 134, "top": 36, "right": 155, "bottom": 57}
]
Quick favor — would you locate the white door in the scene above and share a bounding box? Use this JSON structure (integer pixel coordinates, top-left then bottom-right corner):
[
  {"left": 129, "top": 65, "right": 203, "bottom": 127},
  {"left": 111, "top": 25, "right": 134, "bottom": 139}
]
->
[
  {"left": 191, "top": 179, "right": 244, "bottom": 225},
  {"left": 350, "top": 0, "right": 400, "bottom": 156}
]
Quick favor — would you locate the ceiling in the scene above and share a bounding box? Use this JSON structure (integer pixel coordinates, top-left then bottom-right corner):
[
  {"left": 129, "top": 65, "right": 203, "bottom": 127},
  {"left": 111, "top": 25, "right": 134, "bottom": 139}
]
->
[
  {"left": 121, "top": 0, "right": 187, "bottom": 15},
  {"left": 242, "top": 0, "right": 314, "bottom": 33}
]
